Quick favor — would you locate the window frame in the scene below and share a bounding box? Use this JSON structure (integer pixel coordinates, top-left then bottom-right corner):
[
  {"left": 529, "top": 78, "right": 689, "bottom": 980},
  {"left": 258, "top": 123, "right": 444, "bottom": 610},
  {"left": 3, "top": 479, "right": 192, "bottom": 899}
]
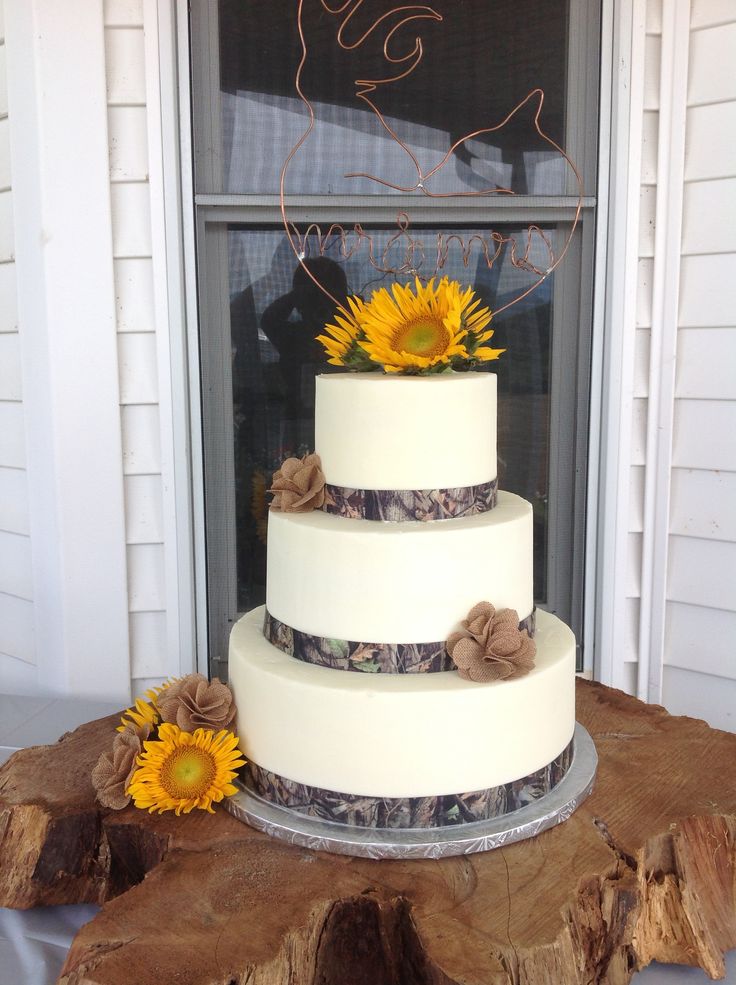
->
[{"left": 186, "top": 0, "right": 603, "bottom": 679}]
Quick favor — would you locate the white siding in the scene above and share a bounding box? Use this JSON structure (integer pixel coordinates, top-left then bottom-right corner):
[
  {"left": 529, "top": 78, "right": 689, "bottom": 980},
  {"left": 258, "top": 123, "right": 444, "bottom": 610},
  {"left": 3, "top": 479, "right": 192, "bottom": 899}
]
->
[
  {"left": 685, "top": 102, "right": 736, "bottom": 180},
  {"left": 672, "top": 401, "right": 736, "bottom": 471},
  {"left": 661, "top": 666, "right": 736, "bottom": 733},
  {"left": 104, "top": 0, "right": 170, "bottom": 687},
  {"left": 6, "top": 0, "right": 132, "bottom": 699},
  {"left": 686, "top": 23, "right": 736, "bottom": 104},
  {"left": 690, "top": 0, "right": 735, "bottom": 30},
  {"left": 665, "top": 601, "right": 736, "bottom": 679},
  {"left": 676, "top": 328, "right": 736, "bottom": 399},
  {"left": 669, "top": 469, "right": 736, "bottom": 540},
  {"left": 662, "top": 5, "right": 736, "bottom": 730},
  {"left": 679, "top": 253, "right": 736, "bottom": 325},
  {"left": 0, "top": 0, "right": 35, "bottom": 687},
  {"left": 681, "top": 177, "right": 736, "bottom": 254},
  {"left": 0, "top": 0, "right": 194, "bottom": 695},
  {"left": 618, "top": 0, "right": 736, "bottom": 732}
]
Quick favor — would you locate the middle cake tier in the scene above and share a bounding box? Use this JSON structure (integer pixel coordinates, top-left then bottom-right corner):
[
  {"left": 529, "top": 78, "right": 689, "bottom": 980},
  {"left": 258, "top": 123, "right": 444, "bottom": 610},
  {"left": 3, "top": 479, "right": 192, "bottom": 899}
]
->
[{"left": 267, "top": 490, "right": 533, "bottom": 644}]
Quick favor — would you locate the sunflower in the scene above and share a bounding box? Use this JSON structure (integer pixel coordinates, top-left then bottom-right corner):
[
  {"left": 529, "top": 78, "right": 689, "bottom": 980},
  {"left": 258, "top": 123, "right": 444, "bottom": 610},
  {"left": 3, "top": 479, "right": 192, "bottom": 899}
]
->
[
  {"left": 316, "top": 277, "right": 503, "bottom": 374},
  {"left": 444, "top": 280, "right": 504, "bottom": 363},
  {"left": 127, "top": 723, "right": 246, "bottom": 815},
  {"left": 144, "top": 678, "right": 181, "bottom": 705},
  {"left": 116, "top": 679, "right": 182, "bottom": 734},
  {"left": 315, "top": 296, "right": 374, "bottom": 371},
  {"left": 117, "top": 696, "right": 160, "bottom": 734}
]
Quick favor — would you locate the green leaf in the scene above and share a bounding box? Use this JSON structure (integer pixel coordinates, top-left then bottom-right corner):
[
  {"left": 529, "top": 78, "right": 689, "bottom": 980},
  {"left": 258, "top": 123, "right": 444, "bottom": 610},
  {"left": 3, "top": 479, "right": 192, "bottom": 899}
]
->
[
  {"left": 352, "top": 659, "right": 381, "bottom": 673},
  {"left": 326, "top": 638, "right": 350, "bottom": 660}
]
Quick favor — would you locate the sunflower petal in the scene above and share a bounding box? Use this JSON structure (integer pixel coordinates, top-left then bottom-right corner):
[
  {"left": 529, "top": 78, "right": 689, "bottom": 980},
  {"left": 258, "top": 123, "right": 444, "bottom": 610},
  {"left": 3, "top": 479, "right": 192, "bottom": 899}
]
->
[{"left": 474, "top": 346, "right": 506, "bottom": 362}]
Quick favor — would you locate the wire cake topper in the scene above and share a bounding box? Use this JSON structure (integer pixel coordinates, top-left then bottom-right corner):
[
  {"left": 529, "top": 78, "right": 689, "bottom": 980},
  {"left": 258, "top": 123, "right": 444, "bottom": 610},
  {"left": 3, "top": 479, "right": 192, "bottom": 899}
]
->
[{"left": 280, "top": 0, "right": 584, "bottom": 315}]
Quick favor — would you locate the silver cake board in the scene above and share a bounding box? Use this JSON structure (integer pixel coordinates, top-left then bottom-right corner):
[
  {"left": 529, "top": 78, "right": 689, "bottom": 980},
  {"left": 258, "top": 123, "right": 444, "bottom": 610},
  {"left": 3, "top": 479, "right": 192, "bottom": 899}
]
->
[{"left": 224, "top": 723, "right": 597, "bottom": 859}]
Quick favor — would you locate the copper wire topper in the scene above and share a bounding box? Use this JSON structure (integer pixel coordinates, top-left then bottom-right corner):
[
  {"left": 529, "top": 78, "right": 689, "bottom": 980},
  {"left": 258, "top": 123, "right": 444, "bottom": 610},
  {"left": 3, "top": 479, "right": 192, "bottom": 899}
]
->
[{"left": 279, "top": 0, "right": 584, "bottom": 314}]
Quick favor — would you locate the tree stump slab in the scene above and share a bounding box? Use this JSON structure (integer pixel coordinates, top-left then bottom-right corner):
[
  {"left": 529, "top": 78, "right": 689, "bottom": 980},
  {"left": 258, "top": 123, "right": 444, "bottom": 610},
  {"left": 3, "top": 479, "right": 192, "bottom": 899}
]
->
[{"left": 1, "top": 680, "right": 735, "bottom": 985}]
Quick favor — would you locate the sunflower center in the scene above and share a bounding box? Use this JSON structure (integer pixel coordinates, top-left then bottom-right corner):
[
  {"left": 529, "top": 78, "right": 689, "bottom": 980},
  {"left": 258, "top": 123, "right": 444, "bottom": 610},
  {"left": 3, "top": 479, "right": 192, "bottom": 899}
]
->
[
  {"left": 159, "top": 746, "right": 216, "bottom": 799},
  {"left": 392, "top": 316, "right": 450, "bottom": 358}
]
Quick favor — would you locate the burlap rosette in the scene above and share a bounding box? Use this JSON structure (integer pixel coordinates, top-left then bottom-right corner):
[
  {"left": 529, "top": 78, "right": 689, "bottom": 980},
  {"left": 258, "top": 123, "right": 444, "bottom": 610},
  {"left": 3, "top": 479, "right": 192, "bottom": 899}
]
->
[
  {"left": 91, "top": 721, "right": 153, "bottom": 810},
  {"left": 446, "top": 602, "right": 536, "bottom": 683},
  {"left": 157, "top": 674, "right": 237, "bottom": 733},
  {"left": 269, "top": 453, "right": 326, "bottom": 512}
]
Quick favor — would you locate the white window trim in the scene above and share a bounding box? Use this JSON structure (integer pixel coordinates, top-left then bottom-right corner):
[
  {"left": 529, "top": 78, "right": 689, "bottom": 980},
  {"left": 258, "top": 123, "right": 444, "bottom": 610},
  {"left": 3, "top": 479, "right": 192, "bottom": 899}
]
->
[
  {"left": 142, "top": 0, "right": 201, "bottom": 680},
  {"left": 586, "top": 0, "right": 647, "bottom": 688},
  {"left": 144, "top": 0, "right": 210, "bottom": 676},
  {"left": 636, "top": 0, "right": 690, "bottom": 705}
]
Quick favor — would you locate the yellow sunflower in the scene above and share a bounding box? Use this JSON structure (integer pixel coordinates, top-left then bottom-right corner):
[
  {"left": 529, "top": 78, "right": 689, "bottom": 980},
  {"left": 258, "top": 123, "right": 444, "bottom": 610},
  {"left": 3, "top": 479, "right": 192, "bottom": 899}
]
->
[
  {"left": 116, "top": 679, "right": 182, "bottom": 734},
  {"left": 316, "top": 296, "right": 373, "bottom": 370},
  {"left": 117, "top": 696, "right": 160, "bottom": 734},
  {"left": 444, "top": 280, "right": 504, "bottom": 362},
  {"left": 144, "top": 678, "right": 180, "bottom": 705},
  {"left": 127, "top": 723, "right": 246, "bottom": 815},
  {"left": 316, "top": 277, "right": 504, "bottom": 373},
  {"left": 354, "top": 277, "right": 467, "bottom": 373}
]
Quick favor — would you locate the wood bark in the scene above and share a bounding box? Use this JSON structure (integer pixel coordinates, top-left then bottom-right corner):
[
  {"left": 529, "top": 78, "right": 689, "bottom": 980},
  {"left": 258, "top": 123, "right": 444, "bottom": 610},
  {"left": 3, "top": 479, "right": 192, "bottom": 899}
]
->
[{"left": 0, "top": 680, "right": 734, "bottom": 984}]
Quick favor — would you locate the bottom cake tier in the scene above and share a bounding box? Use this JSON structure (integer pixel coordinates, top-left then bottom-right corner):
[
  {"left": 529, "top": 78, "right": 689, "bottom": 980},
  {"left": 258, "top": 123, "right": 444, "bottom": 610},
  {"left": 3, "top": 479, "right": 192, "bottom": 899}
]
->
[{"left": 229, "top": 606, "right": 576, "bottom": 822}]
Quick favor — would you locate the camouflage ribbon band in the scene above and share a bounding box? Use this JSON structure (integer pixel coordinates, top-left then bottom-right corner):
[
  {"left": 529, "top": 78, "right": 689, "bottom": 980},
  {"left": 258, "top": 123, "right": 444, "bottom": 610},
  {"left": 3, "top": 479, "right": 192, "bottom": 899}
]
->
[
  {"left": 264, "top": 608, "right": 536, "bottom": 674},
  {"left": 243, "top": 739, "right": 573, "bottom": 830},
  {"left": 322, "top": 477, "right": 498, "bottom": 522}
]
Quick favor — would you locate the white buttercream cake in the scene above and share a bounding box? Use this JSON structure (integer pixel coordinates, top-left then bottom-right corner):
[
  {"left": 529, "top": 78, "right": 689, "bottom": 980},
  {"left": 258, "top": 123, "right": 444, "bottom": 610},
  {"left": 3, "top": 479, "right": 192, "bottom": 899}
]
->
[{"left": 228, "top": 372, "right": 576, "bottom": 827}]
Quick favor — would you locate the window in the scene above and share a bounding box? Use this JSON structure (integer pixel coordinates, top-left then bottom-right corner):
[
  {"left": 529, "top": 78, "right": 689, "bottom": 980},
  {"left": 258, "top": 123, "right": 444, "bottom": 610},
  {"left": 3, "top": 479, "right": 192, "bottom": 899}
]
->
[{"left": 190, "top": 0, "right": 601, "bottom": 675}]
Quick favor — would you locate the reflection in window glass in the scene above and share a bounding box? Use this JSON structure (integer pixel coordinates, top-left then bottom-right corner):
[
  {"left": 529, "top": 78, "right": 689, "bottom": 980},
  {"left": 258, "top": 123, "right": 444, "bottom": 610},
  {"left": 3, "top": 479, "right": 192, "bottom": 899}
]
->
[
  {"left": 226, "top": 226, "right": 557, "bottom": 613},
  {"left": 215, "top": 0, "right": 571, "bottom": 197}
]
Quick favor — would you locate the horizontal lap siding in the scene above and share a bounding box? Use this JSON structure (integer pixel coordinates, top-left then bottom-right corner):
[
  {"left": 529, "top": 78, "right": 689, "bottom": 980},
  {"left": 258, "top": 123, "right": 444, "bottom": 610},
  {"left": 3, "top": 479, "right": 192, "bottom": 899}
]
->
[
  {"left": 665, "top": 601, "right": 736, "bottom": 679},
  {"left": 685, "top": 102, "right": 736, "bottom": 180},
  {"left": 676, "top": 328, "right": 736, "bottom": 399},
  {"left": 105, "top": 1, "right": 168, "bottom": 690},
  {"left": 670, "top": 469, "right": 736, "bottom": 540},
  {"left": 0, "top": 0, "right": 35, "bottom": 686},
  {"left": 681, "top": 178, "right": 736, "bottom": 254},
  {"left": 661, "top": 3, "right": 736, "bottom": 730},
  {"left": 661, "top": 666, "right": 736, "bottom": 733},
  {"left": 624, "top": 1, "right": 736, "bottom": 731}
]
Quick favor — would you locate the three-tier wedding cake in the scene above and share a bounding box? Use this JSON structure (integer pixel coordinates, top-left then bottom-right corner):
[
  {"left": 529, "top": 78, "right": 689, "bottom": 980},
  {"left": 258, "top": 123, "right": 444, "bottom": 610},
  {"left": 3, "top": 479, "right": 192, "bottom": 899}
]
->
[{"left": 228, "top": 370, "right": 576, "bottom": 832}]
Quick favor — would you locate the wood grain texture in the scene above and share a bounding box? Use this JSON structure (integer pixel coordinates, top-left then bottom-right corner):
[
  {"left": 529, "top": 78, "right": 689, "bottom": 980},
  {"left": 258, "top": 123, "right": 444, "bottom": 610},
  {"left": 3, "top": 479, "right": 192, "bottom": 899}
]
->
[{"left": 0, "top": 681, "right": 735, "bottom": 985}]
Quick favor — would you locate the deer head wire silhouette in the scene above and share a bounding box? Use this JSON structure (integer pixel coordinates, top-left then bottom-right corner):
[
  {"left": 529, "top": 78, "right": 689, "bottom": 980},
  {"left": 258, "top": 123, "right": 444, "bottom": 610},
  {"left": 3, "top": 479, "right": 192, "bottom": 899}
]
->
[{"left": 279, "top": 0, "right": 583, "bottom": 313}]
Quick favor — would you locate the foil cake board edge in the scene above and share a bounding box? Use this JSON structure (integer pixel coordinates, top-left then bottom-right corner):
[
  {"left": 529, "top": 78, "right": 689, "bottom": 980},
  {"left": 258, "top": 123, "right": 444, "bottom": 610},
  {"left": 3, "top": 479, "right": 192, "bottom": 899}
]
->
[{"left": 223, "top": 723, "right": 597, "bottom": 859}]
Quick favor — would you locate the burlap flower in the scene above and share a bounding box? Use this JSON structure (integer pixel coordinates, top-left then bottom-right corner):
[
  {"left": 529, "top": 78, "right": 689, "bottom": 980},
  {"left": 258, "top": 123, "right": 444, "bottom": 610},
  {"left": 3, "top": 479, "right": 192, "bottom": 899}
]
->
[
  {"left": 91, "top": 721, "right": 152, "bottom": 810},
  {"left": 157, "top": 673, "right": 237, "bottom": 733},
  {"left": 269, "top": 453, "right": 326, "bottom": 512},
  {"left": 446, "top": 602, "right": 536, "bottom": 683}
]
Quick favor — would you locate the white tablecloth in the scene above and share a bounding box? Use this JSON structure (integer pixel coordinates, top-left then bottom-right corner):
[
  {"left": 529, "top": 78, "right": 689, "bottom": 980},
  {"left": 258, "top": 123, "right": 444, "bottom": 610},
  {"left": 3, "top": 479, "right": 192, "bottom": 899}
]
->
[
  {"left": 0, "top": 904, "right": 100, "bottom": 985},
  {"left": 1, "top": 694, "right": 734, "bottom": 985},
  {"left": 0, "top": 695, "right": 118, "bottom": 985}
]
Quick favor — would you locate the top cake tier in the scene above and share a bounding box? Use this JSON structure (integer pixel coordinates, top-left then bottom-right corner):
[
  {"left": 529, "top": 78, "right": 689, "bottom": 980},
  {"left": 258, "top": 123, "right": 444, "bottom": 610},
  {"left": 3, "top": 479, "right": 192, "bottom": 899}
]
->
[{"left": 315, "top": 372, "right": 496, "bottom": 491}]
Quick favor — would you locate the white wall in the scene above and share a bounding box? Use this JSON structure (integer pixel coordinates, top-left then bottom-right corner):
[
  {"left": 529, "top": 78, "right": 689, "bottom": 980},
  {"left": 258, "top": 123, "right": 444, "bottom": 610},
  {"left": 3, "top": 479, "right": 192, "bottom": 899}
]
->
[
  {"left": 0, "top": 0, "right": 192, "bottom": 702},
  {"left": 4, "top": 0, "right": 132, "bottom": 702},
  {"left": 0, "top": 0, "right": 36, "bottom": 692},
  {"left": 660, "top": 0, "right": 736, "bottom": 729},
  {"left": 613, "top": 0, "right": 735, "bottom": 732},
  {"left": 105, "top": 0, "right": 172, "bottom": 697}
]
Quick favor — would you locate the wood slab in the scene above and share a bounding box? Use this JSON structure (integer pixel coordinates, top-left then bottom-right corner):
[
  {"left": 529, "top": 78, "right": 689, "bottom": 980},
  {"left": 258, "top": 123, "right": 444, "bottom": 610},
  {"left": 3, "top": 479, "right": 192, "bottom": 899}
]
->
[{"left": 1, "top": 680, "right": 735, "bottom": 984}]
